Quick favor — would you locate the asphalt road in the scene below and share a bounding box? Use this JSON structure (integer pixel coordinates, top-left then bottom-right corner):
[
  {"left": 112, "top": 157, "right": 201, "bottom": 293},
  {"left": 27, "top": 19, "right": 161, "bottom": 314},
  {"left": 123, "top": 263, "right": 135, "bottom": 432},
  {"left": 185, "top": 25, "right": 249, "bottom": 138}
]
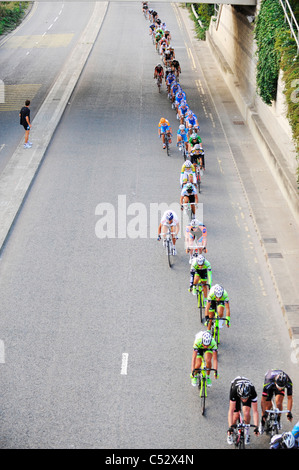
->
[
  {"left": 0, "top": 2, "right": 298, "bottom": 449},
  {"left": 0, "top": 1, "right": 95, "bottom": 173}
]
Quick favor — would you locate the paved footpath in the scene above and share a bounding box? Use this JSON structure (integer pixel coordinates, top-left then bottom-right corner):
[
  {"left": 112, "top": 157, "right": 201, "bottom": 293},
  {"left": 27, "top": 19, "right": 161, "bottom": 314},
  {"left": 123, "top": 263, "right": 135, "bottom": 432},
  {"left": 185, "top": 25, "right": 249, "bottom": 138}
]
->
[{"left": 174, "top": 4, "right": 299, "bottom": 362}]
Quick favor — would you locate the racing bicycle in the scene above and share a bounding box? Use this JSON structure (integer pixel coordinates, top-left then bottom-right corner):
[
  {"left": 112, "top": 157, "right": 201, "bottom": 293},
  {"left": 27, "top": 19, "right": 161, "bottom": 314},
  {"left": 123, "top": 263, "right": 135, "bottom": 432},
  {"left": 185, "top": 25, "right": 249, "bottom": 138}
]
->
[
  {"left": 182, "top": 202, "right": 196, "bottom": 222},
  {"left": 264, "top": 400, "right": 290, "bottom": 438},
  {"left": 156, "top": 74, "right": 162, "bottom": 93},
  {"left": 187, "top": 241, "right": 206, "bottom": 265},
  {"left": 231, "top": 414, "right": 257, "bottom": 449},
  {"left": 162, "top": 226, "right": 175, "bottom": 268},
  {"left": 177, "top": 140, "right": 188, "bottom": 160},
  {"left": 164, "top": 131, "right": 172, "bottom": 156},
  {"left": 192, "top": 356, "right": 217, "bottom": 416},
  {"left": 195, "top": 282, "right": 210, "bottom": 324},
  {"left": 209, "top": 310, "right": 230, "bottom": 346}
]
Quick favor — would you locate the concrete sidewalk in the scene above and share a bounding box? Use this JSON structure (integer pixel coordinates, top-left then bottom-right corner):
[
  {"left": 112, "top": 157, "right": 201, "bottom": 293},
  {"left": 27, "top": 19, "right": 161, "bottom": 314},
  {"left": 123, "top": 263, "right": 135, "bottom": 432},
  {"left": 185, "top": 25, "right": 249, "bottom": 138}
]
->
[
  {"left": 0, "top": 2, "right": 108, "bottom": 252},
  {"left": 175, "top": 4, "right": 299, "bottom": 362}
]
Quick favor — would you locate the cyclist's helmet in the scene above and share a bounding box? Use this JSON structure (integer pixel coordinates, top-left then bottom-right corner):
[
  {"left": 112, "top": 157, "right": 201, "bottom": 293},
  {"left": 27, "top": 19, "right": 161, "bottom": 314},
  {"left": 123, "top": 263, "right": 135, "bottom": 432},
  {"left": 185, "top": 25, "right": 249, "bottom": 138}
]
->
[
  {"left": 202, "top": 331, "right": 212, "bottom": 346},
  {"left": 281, "top": 432, "right": 295, "bottom": 449},
  {"left": 160, "top": 118, "right": 166, "bottom": 124},
  {"left": 194, "top": 144, "right": 201, "bottom": 151},
  {"left": 214, "top": 284, "right": 224, "bottom": 298},
  {"left": 237, "top": 381, "right": 251, "bottom": 399},
  {"left": 197, "top": 255, "right": 205, "bottom": 266},
  {"left": 191, "top": 133, "right": 197, "bottom": 140},
  {"left": 157, "top": 63, "right": 162, "bottom": 67},
  {"left": 184, "top": 160, "right": 192, "bottom": 168},
  {"left": 180, "top": 100, "right": 187, "bottom": 107},
  {"left": 275, "top": 372, "right": 287, "bottom": 388},
  {"left": 190, "top": 219, "right": 200, "bottom": 229},
  {"left": 165, "top": 211, "right": 174, "bottom": 222},
  {"left": 179, "top": 124, "right": 185, "bottom": 130}
]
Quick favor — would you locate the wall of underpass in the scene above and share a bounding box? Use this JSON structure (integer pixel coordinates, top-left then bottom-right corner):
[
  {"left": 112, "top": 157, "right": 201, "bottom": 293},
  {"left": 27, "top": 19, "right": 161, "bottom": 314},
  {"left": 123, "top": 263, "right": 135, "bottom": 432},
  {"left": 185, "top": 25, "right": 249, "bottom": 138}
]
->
[
  {"left": 205, "top": 2, "right": 299, "bottom": 224},
  {"left": 207, "top": 3, "right": 297, "bottom": 173}
]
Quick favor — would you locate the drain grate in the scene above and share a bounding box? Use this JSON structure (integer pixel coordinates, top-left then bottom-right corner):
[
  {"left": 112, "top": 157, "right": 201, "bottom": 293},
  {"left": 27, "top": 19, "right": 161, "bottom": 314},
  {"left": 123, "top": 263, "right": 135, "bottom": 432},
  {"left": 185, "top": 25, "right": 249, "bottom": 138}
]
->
[
  {"left": 233, "top": 120, "right": 244, "bottom": 125},
  {"left": 285, "top": 305, "right": 299, "bottom": 312},
  {"left": 291, "top": 327, "right": 299, "bottom": 335},
  {"left": 267, "top": 252, "right": 283, "bottom": 258},
  {"left": 263, "top": 238, "right": 277, "bottom": 243}
]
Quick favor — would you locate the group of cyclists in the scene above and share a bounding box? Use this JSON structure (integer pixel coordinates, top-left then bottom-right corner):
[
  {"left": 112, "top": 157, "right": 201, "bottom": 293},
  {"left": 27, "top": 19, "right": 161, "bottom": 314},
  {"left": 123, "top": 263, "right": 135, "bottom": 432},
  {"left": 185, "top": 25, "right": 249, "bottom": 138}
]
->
[{"left": 142, "top": 1, "right": 298, "bottom": 449}]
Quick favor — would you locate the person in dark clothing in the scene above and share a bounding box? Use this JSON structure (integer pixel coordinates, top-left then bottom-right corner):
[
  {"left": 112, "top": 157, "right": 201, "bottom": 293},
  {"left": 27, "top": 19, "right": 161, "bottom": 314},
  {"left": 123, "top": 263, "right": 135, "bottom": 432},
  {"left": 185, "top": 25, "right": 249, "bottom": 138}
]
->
[{"left": 19, "top": 99, "right": 32, "bottom": 148}]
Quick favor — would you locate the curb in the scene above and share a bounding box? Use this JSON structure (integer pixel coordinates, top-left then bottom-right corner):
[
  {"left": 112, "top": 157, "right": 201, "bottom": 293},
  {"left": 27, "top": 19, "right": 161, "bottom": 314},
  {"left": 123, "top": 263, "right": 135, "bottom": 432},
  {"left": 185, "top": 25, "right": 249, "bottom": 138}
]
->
[{"left": 0, "top": 2, "right": 108, "bottom": 254}]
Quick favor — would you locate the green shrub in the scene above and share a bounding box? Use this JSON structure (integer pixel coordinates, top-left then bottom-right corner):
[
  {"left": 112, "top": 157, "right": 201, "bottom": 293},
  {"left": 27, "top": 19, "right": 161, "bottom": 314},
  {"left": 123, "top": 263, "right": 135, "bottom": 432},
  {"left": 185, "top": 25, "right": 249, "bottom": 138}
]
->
[
  {"left": 255, "top": 0, "right": 299, "bottom": 177},
  {"left": 0, "top": 2, "right": 28, "bottom": 36}
]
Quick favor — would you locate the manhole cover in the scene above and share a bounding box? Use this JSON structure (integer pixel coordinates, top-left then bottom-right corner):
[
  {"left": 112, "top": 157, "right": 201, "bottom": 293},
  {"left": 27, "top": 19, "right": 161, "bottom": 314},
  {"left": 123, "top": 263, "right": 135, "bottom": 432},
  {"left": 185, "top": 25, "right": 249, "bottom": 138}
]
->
[
  {"left": 285, "top": 305, "right": 299, "bottom": 312},
  {"left": 263, "top": 238, "right": 278, "bottom": 243},
  {"left": 267, "top": 253, "right": 283, "bottom": 258}
]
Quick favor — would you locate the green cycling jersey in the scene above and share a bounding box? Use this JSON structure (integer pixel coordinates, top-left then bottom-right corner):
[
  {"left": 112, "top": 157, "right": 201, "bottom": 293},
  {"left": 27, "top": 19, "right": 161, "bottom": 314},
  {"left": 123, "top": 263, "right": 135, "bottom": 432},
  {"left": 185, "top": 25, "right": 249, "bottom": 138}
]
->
[{"left": 191, "top": 258, "right": 212, "bottom": 286}]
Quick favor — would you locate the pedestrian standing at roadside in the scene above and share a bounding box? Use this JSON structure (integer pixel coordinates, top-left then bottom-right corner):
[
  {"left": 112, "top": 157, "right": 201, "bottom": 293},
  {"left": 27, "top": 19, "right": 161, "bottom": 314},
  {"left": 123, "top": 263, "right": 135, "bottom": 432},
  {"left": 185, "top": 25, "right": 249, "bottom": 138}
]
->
[{"left": 19, "top": 99, "right": 32, "bottom": 148}]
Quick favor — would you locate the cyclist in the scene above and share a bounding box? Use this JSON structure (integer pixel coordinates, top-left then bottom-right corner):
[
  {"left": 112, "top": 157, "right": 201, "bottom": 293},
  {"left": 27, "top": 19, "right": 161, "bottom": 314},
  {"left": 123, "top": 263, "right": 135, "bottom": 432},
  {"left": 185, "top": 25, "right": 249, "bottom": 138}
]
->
[
  {"left": 188, "top": 132, "right": 203, "bottom": 153},
  {"left": 149, "top": 22, "right": 156, "bottom": 40},
  {"left": 178, "top": 101, "right": 190, "bottom": 125},
  {"left": 159, "top": 36, "right": 168, "bottom": 56},
  {"left": 163, "top": 46, "right": 172, "bottom": 67},
  {"left": 174, "top": 89, "right": 187, "bottom": 114},
  {"left": 157, "top": 210, "right": 179, "bottom": 255},
  {"left": 190, "top": 144, "right": 205, "bottom": 171},
  {"left": 176, "top": 124, "right": 189, "bottom": 155},
  {"left": 227, "top": 376, "right": 259, "bottom": 445},
  {"left": 180, "top": 182, "right": 198, "bottom": 218},
  {"left": 158, "top": 117, "right": 172, "bottom": 150},
  {"left": 180, "top": 159, "right": 197, "bottom": 187},
  {"left": 205, "top": 284, "right": 230, "bottom": 330},
  {"left": 164, "top": 30, "right": 172, "bottom": 45},
  {"left": 155, "top": 30, "right": 163, "bottom": 51},
  {"left": 292, "top": 420, "right": 299, "bottom": 441},
  {"left": 170, "top": 81, "right": 181, "bottom": 107},
  {"left": 148, "top": 8, "right": 154, "bottom": 22},
  {"left": 191, "top": 330, "right": 218, "bottom": 387},
  {"left": 166, "top": 72, "right": 176, "bottom": 95},
  {"left": 259, "top": 370, "right": 293, "bottom": 434},
  {"left": 185, "top": 110, "right": 200, "bottom": 137},
  {"left": 270, "top": 431, "right": 298, "bottom": 449},
  {"left": 152, "top": 10, "right": 158, "bottom": 22},
  {"left": 142, "top": 1, "right": 148, "bottom": 16},
  {"left": 171, "top": 59, "right": 181, "bottom": 81},
  {"left": 189, "top": 254, "right": 212, "bottom": 299},
  {"left": 185, "top": 219, "right": 207, "bottom": 259},
  {"left": 154, "top": 63, "right": 164, "bottom": 80}
]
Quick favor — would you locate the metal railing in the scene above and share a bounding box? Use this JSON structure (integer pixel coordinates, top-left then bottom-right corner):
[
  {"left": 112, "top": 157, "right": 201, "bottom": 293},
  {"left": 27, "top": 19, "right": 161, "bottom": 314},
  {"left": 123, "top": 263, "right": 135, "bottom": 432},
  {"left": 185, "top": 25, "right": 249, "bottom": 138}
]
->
[{"left": 279, "top": 0, "right": 299, "bottom": 54}]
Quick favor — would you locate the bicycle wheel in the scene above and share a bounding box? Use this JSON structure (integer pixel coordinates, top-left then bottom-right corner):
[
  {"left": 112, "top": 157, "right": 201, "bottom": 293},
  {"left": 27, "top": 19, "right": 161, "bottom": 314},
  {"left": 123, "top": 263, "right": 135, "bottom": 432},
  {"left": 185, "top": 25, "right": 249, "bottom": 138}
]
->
[
  {"left": 236, "top": 432, "right": 245, "bottom": 449},
  {"left": 166, "top": 240, "right": 172, "bottom": 268},
  {"left": 200, "top": 378, "right": 206, "bottom": 416},
  {"left": 271, "top": 424, "right": 279, "bottom": 437},
  {"left": 198, "top": 290, "right": 204, "bottom": 324},
  {"left": 166, "top": 136, "right": 170, "bottom": 156},
  {"left": 157, "top": 77, "right": 161, "bottom": 92}
]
